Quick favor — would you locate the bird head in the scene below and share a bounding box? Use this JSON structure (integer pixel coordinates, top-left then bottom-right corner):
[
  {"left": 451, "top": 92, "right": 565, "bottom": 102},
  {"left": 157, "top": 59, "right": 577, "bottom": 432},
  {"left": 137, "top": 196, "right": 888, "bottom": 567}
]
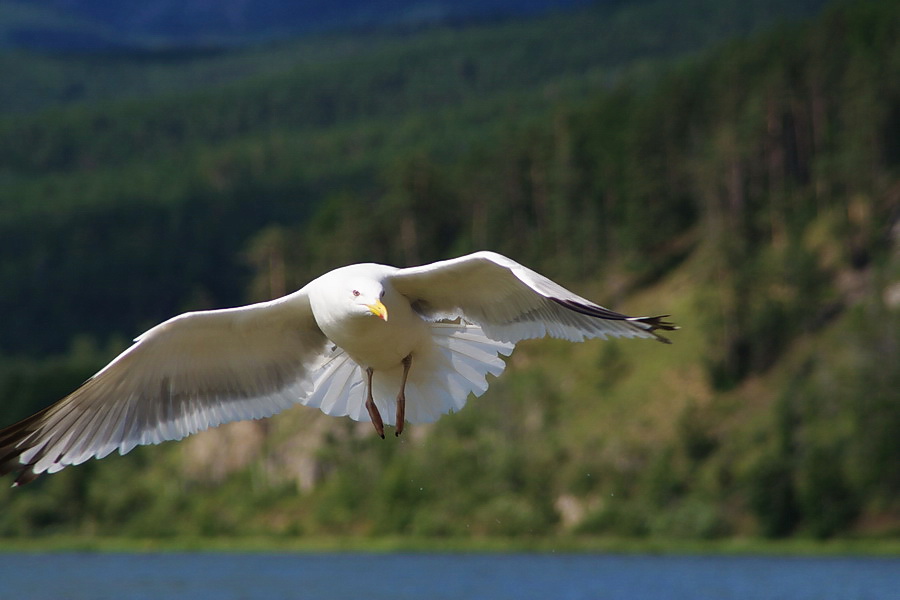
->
[{"left": 349, "top": 279, "right": 388, "bottom": 321}]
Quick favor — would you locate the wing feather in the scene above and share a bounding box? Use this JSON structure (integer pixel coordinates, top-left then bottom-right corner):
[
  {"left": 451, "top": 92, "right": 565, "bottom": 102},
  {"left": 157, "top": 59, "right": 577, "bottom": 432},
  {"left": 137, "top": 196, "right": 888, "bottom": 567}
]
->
[
  {"left": 0, "top": 289, "right": 328, "bottom": 485},
  {"left": 390, "top": 251, "right": 676, "bottom": 344}
]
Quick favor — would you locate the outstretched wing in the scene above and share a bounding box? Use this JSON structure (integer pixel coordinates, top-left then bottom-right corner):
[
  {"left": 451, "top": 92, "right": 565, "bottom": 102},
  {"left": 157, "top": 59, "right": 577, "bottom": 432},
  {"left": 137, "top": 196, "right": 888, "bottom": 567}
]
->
[
  {"left": 389, "top": 251, "right": 676, "bottom": 344},
  {"left": 0, "top": 289, "right": 329, "bottom": 485}
]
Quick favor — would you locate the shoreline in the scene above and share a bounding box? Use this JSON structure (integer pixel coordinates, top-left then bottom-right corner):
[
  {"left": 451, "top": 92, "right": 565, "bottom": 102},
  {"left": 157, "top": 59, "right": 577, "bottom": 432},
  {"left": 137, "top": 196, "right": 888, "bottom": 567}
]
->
[{"left": 2, "top": 535, "right": 898, "bottom": 556}]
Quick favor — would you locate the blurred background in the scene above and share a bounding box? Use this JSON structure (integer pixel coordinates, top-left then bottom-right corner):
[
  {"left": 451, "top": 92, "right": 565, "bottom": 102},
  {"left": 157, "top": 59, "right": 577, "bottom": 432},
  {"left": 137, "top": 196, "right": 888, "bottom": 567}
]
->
[{"left": 0, "top": 0, "right": 897, "bottom": 545}]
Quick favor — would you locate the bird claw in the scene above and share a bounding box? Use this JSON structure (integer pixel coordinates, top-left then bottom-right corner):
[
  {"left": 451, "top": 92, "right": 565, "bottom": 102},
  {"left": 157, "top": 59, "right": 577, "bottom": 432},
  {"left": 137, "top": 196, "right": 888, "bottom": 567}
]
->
[
  {"left": 364, "top": 355, "right": 410, "bottom": 439},
  {"left": 394, "top": 392, "right": 405, "bottom": 437},
  {"left": 365, "top": 367, "right": 385, "bottom": 438},
  {"left": 367, "top": 404, "right": 385, "bottom": 438},
  {"left": 395, "top": 354, "right": 411, "bottom": 437},
  {"left": 368, "top": 406, "right": 385, "bottom": 438}
]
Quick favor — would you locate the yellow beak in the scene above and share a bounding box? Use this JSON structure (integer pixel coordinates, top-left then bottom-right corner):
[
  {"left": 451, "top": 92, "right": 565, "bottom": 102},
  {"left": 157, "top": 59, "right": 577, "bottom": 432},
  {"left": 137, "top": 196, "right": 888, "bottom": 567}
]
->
[{"left": 367, "top": 300, "right": 388, "bottom": 321}]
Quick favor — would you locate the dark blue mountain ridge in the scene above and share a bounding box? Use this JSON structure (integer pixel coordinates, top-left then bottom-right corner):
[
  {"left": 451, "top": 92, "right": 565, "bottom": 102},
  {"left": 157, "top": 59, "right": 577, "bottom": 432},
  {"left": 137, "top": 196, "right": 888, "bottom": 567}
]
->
[{"left": 6, "top": 0, "right": 596, "bottom": 49}]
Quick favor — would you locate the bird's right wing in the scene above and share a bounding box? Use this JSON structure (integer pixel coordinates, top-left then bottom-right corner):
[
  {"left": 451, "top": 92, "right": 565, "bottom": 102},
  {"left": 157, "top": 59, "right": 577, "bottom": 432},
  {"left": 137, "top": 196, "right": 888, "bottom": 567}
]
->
[{"left": 0, "top": 289, "right": 330, "bottom": 485}]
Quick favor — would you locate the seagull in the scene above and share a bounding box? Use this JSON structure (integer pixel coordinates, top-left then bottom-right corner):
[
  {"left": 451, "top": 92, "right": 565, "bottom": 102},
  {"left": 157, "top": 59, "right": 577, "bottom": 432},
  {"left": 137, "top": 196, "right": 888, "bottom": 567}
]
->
[{"left": 0, "top": 251, "right": 676, "bottom": 485}]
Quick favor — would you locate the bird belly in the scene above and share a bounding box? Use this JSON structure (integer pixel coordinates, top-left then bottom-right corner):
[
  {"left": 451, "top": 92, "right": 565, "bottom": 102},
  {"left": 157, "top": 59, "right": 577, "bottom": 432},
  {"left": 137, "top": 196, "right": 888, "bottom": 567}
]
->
[{"left": 321, "top": 305, "right": 429, "bottom": 372}]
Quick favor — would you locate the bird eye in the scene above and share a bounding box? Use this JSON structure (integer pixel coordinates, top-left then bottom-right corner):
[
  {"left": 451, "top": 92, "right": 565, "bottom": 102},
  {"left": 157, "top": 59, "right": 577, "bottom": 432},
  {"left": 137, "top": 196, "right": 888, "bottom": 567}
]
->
[
  {"left": 352, "top": 290, "right": 360, "bottom": 297},
  {"left": 379, "top": 290, "right": 385, "bottom": 298}
]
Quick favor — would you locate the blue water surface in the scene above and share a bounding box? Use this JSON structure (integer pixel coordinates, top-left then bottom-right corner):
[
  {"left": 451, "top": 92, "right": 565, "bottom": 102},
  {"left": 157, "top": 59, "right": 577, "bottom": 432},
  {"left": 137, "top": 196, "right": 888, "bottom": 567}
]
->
[{"left": 1, "top": 552, "right": 897, "bottom": 600}]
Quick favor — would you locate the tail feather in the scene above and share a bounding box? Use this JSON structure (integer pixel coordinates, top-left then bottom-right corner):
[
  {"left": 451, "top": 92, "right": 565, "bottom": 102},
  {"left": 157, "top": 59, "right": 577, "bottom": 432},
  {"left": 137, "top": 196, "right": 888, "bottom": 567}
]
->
[
  {"left": 300, "top": 347, "right": 365, "bottom": 420},
  {"left": 298, "top": 322, "right": 512, "bottom": 427},
  {"left": 397, "top": 322, "right": 512, "bottom": 424}
]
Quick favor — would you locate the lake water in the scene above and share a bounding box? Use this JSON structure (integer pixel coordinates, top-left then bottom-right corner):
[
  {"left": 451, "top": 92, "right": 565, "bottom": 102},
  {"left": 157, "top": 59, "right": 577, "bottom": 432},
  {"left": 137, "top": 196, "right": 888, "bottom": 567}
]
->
[{"left": 1, "top": 552, "right": 897, "bottom": 600}]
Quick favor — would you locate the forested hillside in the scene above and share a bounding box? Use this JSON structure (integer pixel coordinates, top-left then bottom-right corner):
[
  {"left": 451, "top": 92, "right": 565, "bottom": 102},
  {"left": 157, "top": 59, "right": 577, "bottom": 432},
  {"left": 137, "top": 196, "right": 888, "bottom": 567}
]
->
[
  {"left": 1, "top": 1, "right": 830, "bottom": 114},
  {"left": 0, "top": 0, "right": 897, "bottom": 542},
  {"left": 3, "top": 0, "right": 591, "bottom": 50},
  {"left": 0, "top": 0, "right": 831, "bottom": 356}
]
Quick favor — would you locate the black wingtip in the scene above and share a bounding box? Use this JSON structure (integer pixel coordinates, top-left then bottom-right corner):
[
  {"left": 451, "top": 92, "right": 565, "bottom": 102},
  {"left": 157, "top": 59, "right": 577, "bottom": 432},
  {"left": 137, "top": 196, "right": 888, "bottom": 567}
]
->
[
  {"left": 0, "top": 454, "right": 39, "bottom": 486},
  {"left": 549, "top": 297, "right": 679, "bottom": 343},
  {"left": 1, "top": 452, "right": 38, "bottom": 486},
  {"left": 0, "top": 409, "right": 51, "bottom": 486},
  {"left": 630, "top": 315, "right": 679, "bottom": 343},
  {"left": 13, "top": 469, "right": 40, "bottom": 486}
]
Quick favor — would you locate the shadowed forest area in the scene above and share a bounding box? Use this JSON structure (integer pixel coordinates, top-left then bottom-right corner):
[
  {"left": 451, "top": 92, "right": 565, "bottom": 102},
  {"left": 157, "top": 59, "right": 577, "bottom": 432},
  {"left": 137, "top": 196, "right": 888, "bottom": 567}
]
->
[{"left": 0, "top": 0, "right": 897, "bottom": 545}]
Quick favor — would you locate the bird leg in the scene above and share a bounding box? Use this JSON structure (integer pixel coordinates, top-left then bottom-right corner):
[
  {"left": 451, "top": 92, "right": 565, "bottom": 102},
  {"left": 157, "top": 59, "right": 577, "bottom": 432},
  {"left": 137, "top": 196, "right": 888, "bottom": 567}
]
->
[
  {"left": 365, "top": 367, "right": 385, "bottom": 439},
  {"left": 395, "top": 354, "right": 412, "bottom": 437}
]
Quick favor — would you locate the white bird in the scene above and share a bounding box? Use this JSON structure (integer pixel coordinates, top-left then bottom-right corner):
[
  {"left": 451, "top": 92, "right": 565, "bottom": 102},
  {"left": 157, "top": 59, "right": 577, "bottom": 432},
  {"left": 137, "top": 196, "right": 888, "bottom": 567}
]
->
[{"left": 0, "top": 251, "right": 675, "bottom": 485}]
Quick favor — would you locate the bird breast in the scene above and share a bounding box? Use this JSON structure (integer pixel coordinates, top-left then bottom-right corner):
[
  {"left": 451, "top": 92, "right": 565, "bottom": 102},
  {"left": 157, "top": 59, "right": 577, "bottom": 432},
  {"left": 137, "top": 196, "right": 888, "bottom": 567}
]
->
[{"left": 315, "top": 286, "right": 428, "bottom": 371}]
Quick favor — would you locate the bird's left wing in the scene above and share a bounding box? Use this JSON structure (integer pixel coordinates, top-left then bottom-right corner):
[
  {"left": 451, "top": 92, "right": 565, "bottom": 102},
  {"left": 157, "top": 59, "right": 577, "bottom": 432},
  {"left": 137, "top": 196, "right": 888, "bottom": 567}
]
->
[
  {"left": 0, "top": 289, "right": 329, "bottom": 485},
  {"left": 389, "top": 251, "right": 676, "bottom": 344}
]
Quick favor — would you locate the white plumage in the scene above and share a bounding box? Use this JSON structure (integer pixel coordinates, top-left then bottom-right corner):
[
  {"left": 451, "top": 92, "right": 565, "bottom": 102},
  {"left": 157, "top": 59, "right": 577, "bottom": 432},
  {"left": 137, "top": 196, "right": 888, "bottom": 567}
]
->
[{"left": 0, "top": 251, "right": 675, "bottom": 485}]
